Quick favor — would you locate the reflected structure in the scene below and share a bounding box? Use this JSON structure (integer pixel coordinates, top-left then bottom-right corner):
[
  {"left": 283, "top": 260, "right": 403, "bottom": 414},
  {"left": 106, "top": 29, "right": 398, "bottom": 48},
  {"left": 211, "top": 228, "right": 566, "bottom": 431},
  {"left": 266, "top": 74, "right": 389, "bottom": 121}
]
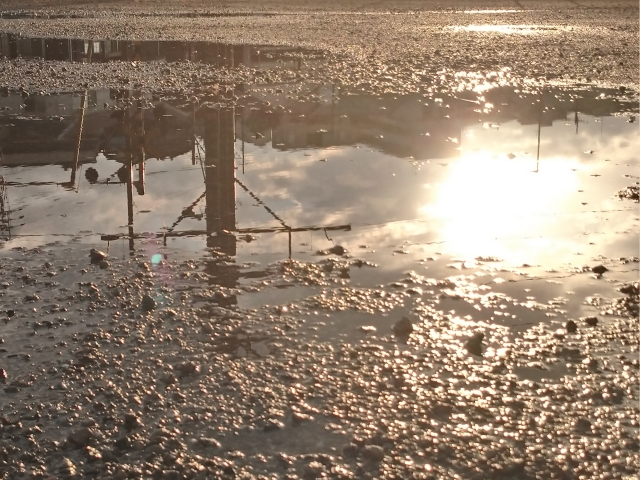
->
[
  {"left": 0, "top": 84, "right": 637, "bottom": 280},
  {"left": 0, "top": 33, "right": 310, "bottom": 68}
]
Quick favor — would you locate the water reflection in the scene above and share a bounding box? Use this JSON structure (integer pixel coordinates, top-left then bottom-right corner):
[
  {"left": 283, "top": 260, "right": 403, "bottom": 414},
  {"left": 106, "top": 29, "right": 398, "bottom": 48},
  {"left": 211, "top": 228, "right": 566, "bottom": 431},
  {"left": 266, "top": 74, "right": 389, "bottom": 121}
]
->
[
  {"left": 0, "top": 85, "right": 637, "bottom": 274},
  {"left": 0, "top": 32, "right": 310, "bottom": 67}
]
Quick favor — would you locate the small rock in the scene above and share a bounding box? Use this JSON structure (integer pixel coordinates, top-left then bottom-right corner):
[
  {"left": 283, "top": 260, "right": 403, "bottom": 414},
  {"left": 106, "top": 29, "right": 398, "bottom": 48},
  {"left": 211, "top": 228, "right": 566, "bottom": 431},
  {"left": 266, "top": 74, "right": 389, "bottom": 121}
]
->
[
  {"left": 124, "top": 413, "right": 142, "bottom": 431},
  {"left": 252, "top": 341, "right": 269, "bottom": 357},
  {"left": 465, "top": 332, "right": 484, "bottom": 356},
  {"left": 68, "top": 427, "right": 93, "bottom": 448},
  {"left": 303, "top": 461, "right": 326, "bottom": 480},
  {"left": 342, "top": 443, "right": 359, "bottom": 458},
  {"left": 59, "top": 457, "right": 77, "bottom": 476},
  {"left": 583, "top": 316, "right": 598, "bottom": 327},
  {"left": 565, "top": 320, "right": 577, "bottom": 333},
  {"left": 89, "top": 249, "right": 107, "bottom": 264},
  {"left": 573, "top": 418, "right": 592, "bottom": 432},
  {"left": 328, "top": 245, "right": 346, "bottom": 255},
  {"left": 197, "top": 437, "right": 222, "bottom": 449},
  {"left": 114, "top": 436, "right": 132, "bottom": 451},
  {"left": 86, "top": 446, "right": 102, "bottom": 461},
  {"left": 141, "top": 294, "right": 156, "bottom": 311},
  {"left": 263, "top": 419, "right": 285, "bottom": 432},
  {"left": 98, "top": 260, "right": 110, "bottom": 270},
  {"left": 619, "top": 283, "right": 639, "bottom": 295},
  {"left": 393, "top": 317, "right": 413, "bottom": 336},
  {"left": 591, "top": 265, "right": 607, "bottom": 275},
  {"left": 582, "top": 357, "right": 599, "bottom": 370},
  {"left": 177, "top": 361, "right": 200, "bottom": 376},
  {"left": 361, "top": 445, "right": 384, "bottom": 462},
  {"left": 292, "top": 412, "right": 315, "bottom": 426}
]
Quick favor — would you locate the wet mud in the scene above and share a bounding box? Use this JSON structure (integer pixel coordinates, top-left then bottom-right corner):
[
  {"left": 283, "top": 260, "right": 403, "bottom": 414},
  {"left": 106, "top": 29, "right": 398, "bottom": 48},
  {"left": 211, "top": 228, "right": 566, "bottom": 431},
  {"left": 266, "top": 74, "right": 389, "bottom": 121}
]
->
[{"left": 0, "top": 1, "right": 639, "bottom": 479}]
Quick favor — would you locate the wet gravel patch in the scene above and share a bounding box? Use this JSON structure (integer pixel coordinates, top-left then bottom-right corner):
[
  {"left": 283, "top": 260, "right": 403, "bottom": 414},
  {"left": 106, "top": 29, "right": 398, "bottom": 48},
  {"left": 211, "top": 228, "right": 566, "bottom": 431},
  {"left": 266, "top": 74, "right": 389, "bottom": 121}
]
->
[
  {"left": 0, "top": 245, "right": 638, "bottom": 479},
  {"left": 0, "top": 1, "right": 638, "bottom": 96}
]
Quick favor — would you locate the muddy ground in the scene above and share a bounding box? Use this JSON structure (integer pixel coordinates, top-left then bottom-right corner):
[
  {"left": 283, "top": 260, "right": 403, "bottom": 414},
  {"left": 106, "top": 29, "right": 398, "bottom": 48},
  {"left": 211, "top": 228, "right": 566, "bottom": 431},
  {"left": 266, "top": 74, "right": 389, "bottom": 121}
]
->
[
  {"left": 0, "top": 1, "right": 639, "bottom": 480},
  {"left": 0, "top": 0, "right": 638, "bottom": 94}
]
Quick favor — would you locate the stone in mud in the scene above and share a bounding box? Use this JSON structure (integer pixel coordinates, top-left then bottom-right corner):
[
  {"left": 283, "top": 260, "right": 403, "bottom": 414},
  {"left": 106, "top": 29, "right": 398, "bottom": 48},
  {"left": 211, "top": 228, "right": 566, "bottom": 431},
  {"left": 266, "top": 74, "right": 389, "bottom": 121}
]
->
[
  {"left": 565, "top": 320, "right": 578, "bottom": 333},
  {"left": 393, "top": 317, "right": 413, "bottom": 336},
  {"left": 252, "top": 341, "right": 269, "bottom": 357},
  {"left": 465, "top": 332, "right": 484, "bottom": 356},
  {"left": 59, "top": 457, "right": 77, "bottom": 476},
  {"left": 573, "top": 418, "right": 592, "bottom": 432},
  {"left": 177, "top": 361, "right": 200, "bottom": 376},
  {"left": 303, "top": 461, "right": 326, "bottom": 479},
  {"left": 342, "top": 443, "right": 359, "bottom": 458},
  {"left": 591, "top": 265, "right": 607, "bottom": 275},
  {"left": 292, "top": 412, "right": 315, "bottom": 426},
  {"left": 619, "top": 283, "right": 639, "bottom": 295},
  {"left": 98, "top": 260, "right": 110, "bottom": 270},
  {"left": 114, "top": 436, "right": 132, "bottom": 451},
  {"left": 68, "top": 427, "right": 93, "bottom": 447},
  {"left": 86, "top": 446, "right": 102, "bottom": 461},
  {"left": 583, "top": 316, "right": 598, "bottom": 326},
  {"left": 141, "top": 294, "right": 156, "bottom": 311},
  {"left": 197, "top": 437, "right": 222, "bottom": 449},
  {"left": 124, "top": 413, "right": 142, "bottom": 431},
  {"left": 362, "top": 445, "right": 384, "bottom": 462},
  {"left": 328, "top": 245, "right": 346, "bottom": 255},
  {"left": 89, "top": 249, "right": 107, "bottom": 264},
  {"left": 263, "top": 419, "right": 285, "bottom": 432}
]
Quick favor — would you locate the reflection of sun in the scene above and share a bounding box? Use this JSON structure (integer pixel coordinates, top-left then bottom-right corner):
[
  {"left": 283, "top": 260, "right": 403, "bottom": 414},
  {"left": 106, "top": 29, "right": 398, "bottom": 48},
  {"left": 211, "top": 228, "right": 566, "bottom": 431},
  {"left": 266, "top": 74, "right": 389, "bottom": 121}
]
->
[{"left": 421, "top": 150, "right": 579, "bottom": 262}]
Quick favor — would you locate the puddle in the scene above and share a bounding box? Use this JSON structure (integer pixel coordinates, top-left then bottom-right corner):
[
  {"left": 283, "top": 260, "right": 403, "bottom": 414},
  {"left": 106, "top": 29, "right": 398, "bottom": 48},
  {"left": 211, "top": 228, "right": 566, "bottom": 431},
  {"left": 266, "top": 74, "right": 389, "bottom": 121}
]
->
[
  {"left": 0, "top": 32, "right": 320, "bottom": 66},
  {"left": 462, "top": 10, "right": 524, "bottom": 14},
  {"left": 0, "top": 83, "right": 638, "bottom": 335},
  {"left": 447, "top": 25, "right": 581, "bottom": 35}
]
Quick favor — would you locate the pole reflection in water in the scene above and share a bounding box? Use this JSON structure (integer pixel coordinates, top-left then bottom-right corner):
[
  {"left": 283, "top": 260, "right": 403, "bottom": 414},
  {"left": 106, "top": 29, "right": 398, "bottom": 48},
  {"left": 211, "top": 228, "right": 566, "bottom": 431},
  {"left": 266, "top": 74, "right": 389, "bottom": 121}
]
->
[
  {"left": 202, "top": 104, "right": 240, "bottom": 290},
  {"left": 0, "top": 84, "right": 635, "bottom": 271}
]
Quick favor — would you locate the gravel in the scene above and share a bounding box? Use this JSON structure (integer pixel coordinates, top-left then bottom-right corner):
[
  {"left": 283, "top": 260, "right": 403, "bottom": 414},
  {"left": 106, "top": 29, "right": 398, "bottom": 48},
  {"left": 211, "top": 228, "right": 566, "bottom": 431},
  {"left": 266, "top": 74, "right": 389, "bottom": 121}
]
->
[
  {"left": 0, "top": 0, "right": 637, "bottom": 96},
  {"left": 0, "top": 244, "right": 637, "bottom": 479}
]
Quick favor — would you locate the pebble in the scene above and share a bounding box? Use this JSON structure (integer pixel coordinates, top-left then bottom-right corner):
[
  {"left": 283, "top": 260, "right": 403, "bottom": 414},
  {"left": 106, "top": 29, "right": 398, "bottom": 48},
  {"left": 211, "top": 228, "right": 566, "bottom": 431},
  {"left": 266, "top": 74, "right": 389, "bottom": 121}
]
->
[
  {"left": 342, "top": 443, "right": 359, "bottom": 458},
  {"left": 141, "top": 294, "right": 156, "bottom": 311},
  {"left": 59, "top": 457, "right": 77, "bottom": 476},
  {"left": 89, "top": 249, "right": 107, "bottom": 264},
  {"left": 565, "top": 320, "right": 578, "bottom": 333},
  {"left": 303, "top": 461, "right": 326, "bottom": 479},
  {"left": 68, "top": 427, "right": 93, "bottom": 447},
  {"left": 465, "top": 332, "right": 484, "bottom": 356},
  {"left": 591, "top": 265, "right": 608, "bottom": 275},
  {"left": 361, "top": 445, "right": 384, "bottom": 462},
  {"left": 393, "top": 317, "right": 413, "bottom": 336},
  {"left": 263, "top": 419, "right": 286, "bottom": 432}
]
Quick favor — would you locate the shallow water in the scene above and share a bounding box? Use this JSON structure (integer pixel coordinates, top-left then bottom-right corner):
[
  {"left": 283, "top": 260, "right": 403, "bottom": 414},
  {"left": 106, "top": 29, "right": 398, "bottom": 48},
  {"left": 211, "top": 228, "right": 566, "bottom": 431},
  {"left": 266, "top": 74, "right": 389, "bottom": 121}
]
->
[
  {"left": 0, "top": 82, "right": 638, "bottom": 340},
  {"left": 0, "top": 32, "right": 315, "bottom": 67}
]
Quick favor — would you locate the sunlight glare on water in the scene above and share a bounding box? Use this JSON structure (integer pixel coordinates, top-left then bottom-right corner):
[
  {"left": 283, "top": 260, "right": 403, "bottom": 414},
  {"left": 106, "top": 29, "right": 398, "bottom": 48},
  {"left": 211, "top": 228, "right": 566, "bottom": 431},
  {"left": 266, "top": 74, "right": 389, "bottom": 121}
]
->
[
  {"left": 448, "top": 25, "right": 577, "bottom": 35},
  {"left": 423, "top": 150, "right": 580, "bottom": 264}
]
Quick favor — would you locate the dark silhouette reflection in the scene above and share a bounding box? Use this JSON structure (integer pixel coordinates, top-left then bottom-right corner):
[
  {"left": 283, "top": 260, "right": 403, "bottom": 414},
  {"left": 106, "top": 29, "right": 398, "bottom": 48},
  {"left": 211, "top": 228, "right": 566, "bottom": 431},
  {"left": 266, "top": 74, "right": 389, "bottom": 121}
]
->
[
  {"left": 0, "top": 33, "right": 311, "bottom": 68},
  {"left": 201, "top": 105, "right": 240, "bottom": 290},
  {"left": 203, "top": 107, "right": 237, "bottom": 253},
  {"left": 0, "top": 175, "right": 11, "bottom": 241}
]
